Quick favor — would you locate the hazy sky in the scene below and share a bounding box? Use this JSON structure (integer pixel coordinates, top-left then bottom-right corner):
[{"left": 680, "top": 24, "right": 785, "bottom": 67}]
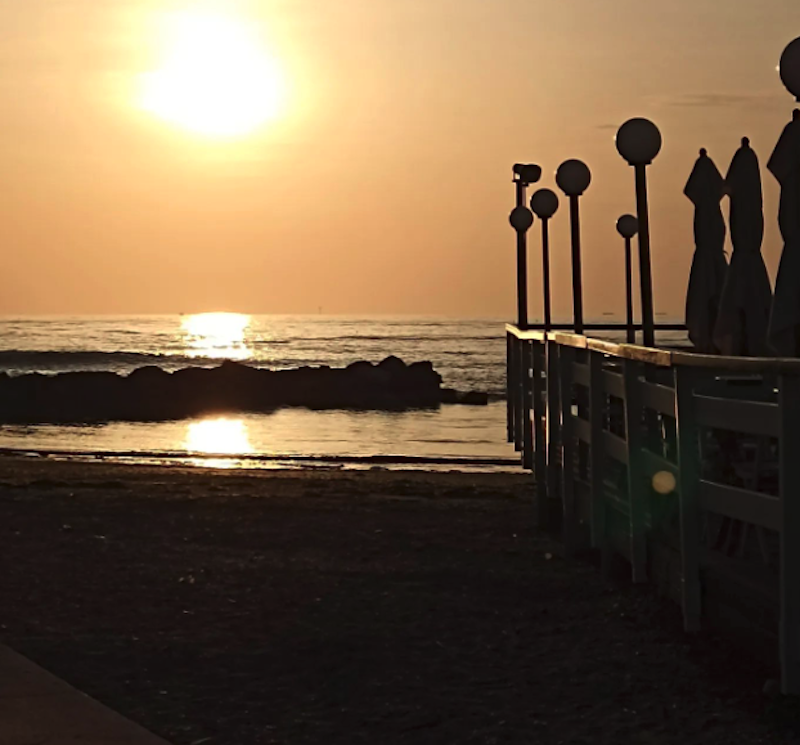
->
[{"left": 1, "top": 0, "right": 799, "bottom": 318}]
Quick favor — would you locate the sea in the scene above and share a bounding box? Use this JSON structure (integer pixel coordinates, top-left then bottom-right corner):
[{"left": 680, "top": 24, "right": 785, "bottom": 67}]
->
[
  {"left": 0, "top": 314, "right": 686, "bottom": 472},
  {"left": 0, "top": 315, "right": 515, "bottom": 472}
]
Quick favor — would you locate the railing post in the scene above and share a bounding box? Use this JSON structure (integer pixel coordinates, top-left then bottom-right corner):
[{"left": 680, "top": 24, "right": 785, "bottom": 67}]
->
[
  {"left": 560, "top": 344, "right": 577, "bottom": 554},
  {"left": 623, "top": 358, "right": 648, "bottom": 583},
  {"left": 514, "top": 339, "right": 523, "bottom": 452},
  {"left": 674, "top": 366, "right": 702, "bottom": 633},
  {"left": 532, "top": 340, "right": 548, "bottom": 527},
  {"left": 546, "top": 339, "right": 561, "bottom": 529},
  {"left": 589, "top": 350, "right": 605, "bottom": 553},
  {"left": 780, "top": 372, "right": 800, "bottom": 694},
  {"left": 506, "top": 332, "right": 515, "bottom": 444},
  {"left": 521, "top": 341, "right": 534, "bottom": 470}
]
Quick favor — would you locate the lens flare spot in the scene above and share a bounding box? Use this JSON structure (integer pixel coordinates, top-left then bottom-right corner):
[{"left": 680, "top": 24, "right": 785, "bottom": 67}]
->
[{"left": 652, "top": 470, "right": 677, "bottom": 495}]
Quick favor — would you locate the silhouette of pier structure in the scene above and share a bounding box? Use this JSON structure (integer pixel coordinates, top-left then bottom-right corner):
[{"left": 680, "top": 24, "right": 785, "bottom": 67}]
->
[{"left": 505, "top": 37, "right": 800, "bottom": 695}]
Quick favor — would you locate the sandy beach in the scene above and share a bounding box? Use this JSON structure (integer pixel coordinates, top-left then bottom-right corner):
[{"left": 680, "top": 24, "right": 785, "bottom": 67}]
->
[{"left": 0, "top": 457, "right": 797, "bottom": 744}]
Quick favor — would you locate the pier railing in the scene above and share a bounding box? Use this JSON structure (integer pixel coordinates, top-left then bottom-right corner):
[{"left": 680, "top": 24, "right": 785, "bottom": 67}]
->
[{"left": 507, "top": 324, "right": 800, "bottom": 694}]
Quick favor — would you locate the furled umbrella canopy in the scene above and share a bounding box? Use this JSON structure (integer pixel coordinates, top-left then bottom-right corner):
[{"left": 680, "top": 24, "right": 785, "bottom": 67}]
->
[
  {"left": 684, "top": 149, "right": 728, "bottom": 353},
  {"left": 767, "top": 110, "right": 800, "bottom": 356},
  {"left": 713, "top": 138, "right": 772, "bottom": 356}
]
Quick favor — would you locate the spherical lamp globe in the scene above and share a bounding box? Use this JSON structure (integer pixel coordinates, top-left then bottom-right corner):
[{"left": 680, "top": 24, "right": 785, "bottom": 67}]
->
[
  {"left": 509, "top": 206, "right": 534, "bottom": 233},
  {"left": 616, "top": 214, "right": 639, "bottom": 239},
  {"left": 780, "top": 37, "right": 800, "bottom": 101},
  {"left": 555, "top": 160, "right": 592, "bottom": 196},
  {"left": 530, "top": 188, "right": 559, "bottom": 219},
  {"left": 616, "top": 118, "right": 662, "bottom": 165}
]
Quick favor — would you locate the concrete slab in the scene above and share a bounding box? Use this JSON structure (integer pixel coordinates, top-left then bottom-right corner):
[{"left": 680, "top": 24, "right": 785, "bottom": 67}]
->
[{"left": 0, "top": 645, "right": 170, "bottom": 745}]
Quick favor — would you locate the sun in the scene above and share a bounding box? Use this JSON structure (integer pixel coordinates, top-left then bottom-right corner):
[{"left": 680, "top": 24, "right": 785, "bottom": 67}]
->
[{"left": 140, "top": 10, "right": 286, "bottom": 138}]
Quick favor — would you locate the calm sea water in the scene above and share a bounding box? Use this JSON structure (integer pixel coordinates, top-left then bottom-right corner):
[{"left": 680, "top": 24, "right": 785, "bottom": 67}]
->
[
  {"left": 0, "top": 315, "right": 513, "bottom": 470},
  {"left": 0, "top": 315, "right": 685, "bottom": 471}
]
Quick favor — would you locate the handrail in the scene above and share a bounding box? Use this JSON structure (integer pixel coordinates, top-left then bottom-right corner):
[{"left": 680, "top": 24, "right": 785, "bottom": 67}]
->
[
  {"left": 506, "top": 324, "right": 800, "bottom": 693},
  {"left": 506, "top": 324, "right": 800, "bottom": 373}
]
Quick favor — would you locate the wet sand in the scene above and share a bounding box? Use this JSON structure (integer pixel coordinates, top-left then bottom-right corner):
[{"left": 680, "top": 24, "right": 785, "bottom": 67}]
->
[{"left": 0, "top": 458, "right": 797, "bottom": 744}]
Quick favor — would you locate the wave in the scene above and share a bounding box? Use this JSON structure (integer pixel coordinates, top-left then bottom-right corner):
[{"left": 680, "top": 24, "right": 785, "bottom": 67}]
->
[
  {"left": 0, "top": 350, "right": 254, "bottom": 371},
  {"left": 284, "top": 335, "right": 504, "bottom": 343},
  {"left": 0, "top": 446, "right": 518, "bottom": 469}
]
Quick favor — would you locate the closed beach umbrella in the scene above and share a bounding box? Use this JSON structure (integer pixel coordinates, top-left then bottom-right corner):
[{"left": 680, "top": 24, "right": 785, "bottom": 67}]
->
[
  {"left": 767, "top": 110, "right": 800, "bottom": 356},
  {"left": 713, "top": 138, "right": 772, "bottom": 356},
  {"left": 684, "top": 149, "right": 728, "bottom": 353}
]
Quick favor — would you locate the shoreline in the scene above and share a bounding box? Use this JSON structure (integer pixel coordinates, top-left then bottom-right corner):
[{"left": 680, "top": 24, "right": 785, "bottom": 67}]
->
[
  {"left": 0, "top": 457, "right": 795, "bottom": 744},
  {"left": 0, "top": 447, "right": 521, "bottom": 473}
]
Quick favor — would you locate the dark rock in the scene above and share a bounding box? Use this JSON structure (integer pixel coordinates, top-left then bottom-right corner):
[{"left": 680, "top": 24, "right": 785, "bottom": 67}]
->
[
  {"left": 440, "top": 388, "right": 458, "bottom": 404},
  {"left": 377, "top": 355, "right": 406, "bottom": 374},
  {"left": 439, "top": 389, "right": 489, "bottom": 406},
  {"left": 460, "top": 391, "right": 489, "bottom": 406},
  {"left": 0, "top": 357, "right": 446, "bottom": 423}
]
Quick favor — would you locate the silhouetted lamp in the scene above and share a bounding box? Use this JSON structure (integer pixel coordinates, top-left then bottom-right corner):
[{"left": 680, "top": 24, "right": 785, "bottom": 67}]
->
[
  {"left": 509, "top": 205, "right": 535, "bottom": 329},
  {"left": 513, "top": 163, "right": 543, "bottom": 186},
  {"left": 509, "top": 206, "right": 534, "bottom": 233},
  {"left": 780, "top": 36, "right": 800, "bottom": 101},
  {"left": 556, "top": 159, "right": 592, "bottom": 334},
  {"left": 616, "top": 118, "right": 661, "bottom": 347},
  {"left": 510, "top": 164, "right": 541, "bottom": 330},
  {"left": 530, "top": 189, "right": 559, "bottom": 331},
  {"left": 616, "top": 214, "right": 639, "bottom": 343}
]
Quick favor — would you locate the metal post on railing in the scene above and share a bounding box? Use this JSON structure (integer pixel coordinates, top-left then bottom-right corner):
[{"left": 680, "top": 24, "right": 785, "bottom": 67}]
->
[
  {"left": 546, "top": 340, "right": 561, "bottom": 529},
  {"left": 616, "top": 119, "right": 662, "bottom": 349},
  {"left": 623, "top": 358, "right": 648, "bottom": 583},
  {"left": 506, "top": 332, "right": 515, "bottom": 444},
  {"left": 521, "top": 341, "right": 534, "bottom": 469},
  {"left": 511, "top": 163, "right": 542, "bottom": 332},
  {"left": 617, "top": 215, "right": 639, "bottom": 344},
  {"left": 779, "top": 371, "right": 800, "bottom": 694},
  {"left": 589, "top": 350, "right": 606, "bottom": 556},
  {"left": 509, "top": 175, "right": 537, "bottom": 460},
  {"left": 559, "top": 344, "right": 577, "bottom": 554},
  {"left": 674, "top": 366, "right": 702, "bottom": 633},
  {"left": 531, "top": 189, "right": 560, "bottom": 332},
  {"left": 556, "top": 161, "right": 592, "bottom": 335},
  {"left": 532, "top": 340, "right": 548, "bottom": 525}
]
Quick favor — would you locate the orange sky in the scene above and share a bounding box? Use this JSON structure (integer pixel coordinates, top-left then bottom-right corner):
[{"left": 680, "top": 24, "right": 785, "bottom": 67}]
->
[{"left": 1, "top": 0, "right": 799, "bottom": 319}]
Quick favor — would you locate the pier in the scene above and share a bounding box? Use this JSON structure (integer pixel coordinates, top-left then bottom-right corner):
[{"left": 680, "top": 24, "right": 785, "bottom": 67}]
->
[
  {"left": 504, "top": 35, "right": 800, "bottom": 695},
  {"left": 507, "top": 323, "right": 800, "bottom": 694}
]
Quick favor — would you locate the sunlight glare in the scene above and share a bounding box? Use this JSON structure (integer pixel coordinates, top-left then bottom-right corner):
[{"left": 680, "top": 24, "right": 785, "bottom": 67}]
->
[
  {"left": 185, "top": 417, "right": 254, "bottom": 468},
  {"left": 182, "top": 312, "right": 252, "bottom": 360},
  {"left": 140, "top": 10, "right": 286, "bottom": 137}
]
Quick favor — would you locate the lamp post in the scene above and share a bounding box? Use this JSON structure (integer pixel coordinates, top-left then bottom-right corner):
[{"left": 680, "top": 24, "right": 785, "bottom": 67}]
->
[
  {"left": 508, "top": 200, "right": 536, "bottom": 462},
  {"left": 530, "top": 188, "right": 560, "bottom": 331},
  {"left": 616, "top": 214, "right": 639, "bottom": 344},
  {"left": 555, "top": 160, "right": 592, "bottom": 334},
  {"left": 616, "top": 118, "right": 662, "bottom": 348},
  {"left": 511, "top": 164, "right": 542, "bottom": 330}
]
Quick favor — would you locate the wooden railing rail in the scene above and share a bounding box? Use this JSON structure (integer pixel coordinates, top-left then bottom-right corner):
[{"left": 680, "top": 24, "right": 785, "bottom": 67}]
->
[{"left": 505, "top": 323, "right": 800, "bottom": 694}]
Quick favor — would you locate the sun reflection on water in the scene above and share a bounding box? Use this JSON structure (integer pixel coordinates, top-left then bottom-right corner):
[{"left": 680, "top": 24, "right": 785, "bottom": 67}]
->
[
  {"left": 182, "top": 312, "right": 252, "bottom": 360},
  {"left": 185, "top": 417, "right": 254, "bottom": 468}
]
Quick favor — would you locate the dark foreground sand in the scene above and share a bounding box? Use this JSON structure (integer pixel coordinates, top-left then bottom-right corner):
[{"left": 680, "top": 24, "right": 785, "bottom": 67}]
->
[{"left": 0, "top": 457, "right": 798, "bottom": 744}]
